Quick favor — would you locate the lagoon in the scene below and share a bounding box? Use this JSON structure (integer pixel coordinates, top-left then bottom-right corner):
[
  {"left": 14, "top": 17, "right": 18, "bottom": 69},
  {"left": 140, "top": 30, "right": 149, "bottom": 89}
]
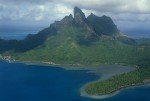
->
[{"left": 0, "top": 60, "right": 150, "bottom": 101}]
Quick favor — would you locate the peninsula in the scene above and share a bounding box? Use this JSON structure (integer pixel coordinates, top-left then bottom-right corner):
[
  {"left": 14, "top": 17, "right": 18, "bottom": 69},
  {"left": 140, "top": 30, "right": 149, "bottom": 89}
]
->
[{"left": 0, "top": 7, "right": 150, "bottom": 98}]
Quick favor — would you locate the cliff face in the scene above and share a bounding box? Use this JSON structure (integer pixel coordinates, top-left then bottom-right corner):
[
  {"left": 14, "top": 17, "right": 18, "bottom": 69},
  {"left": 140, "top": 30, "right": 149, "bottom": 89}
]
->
[
  {"left": 0, "top": 6, "right": 132, "bottom": 54},
  {"left": 50, "top": 6, "right": 119, "bottom": 36},
  {"left": 0, "top": 7, "right": 140, "bottom": 65},
  {"left": 74, "top": 7, "right": 86, "bottom": 26},
  {"left": 87, "top": 13, "right": 119, "bottom": 36}
]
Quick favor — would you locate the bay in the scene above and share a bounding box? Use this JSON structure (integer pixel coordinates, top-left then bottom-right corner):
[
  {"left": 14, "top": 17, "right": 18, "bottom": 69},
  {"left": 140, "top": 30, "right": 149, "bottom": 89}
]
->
[{"left": 0, "top": 60, "right": 150, "bottom": 101}]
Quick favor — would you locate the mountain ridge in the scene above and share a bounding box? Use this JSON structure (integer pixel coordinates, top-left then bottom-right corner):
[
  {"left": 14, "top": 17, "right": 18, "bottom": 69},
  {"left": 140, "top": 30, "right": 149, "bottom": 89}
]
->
[
  {"left": 0, "top": 7, "right": 150, "bottom": 99},
  {"left": 0, "top": 7, "right": 138, "bottom": 65}
]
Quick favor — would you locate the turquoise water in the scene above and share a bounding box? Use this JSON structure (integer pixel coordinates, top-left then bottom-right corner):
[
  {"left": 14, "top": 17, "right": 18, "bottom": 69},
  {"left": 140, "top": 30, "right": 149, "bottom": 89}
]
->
[
  {"left": 0, "top": 60, "right": 150, "bottom": 101},
  {"left": 0, "top": 31, "right": 37, "bottom": 40},
  {"left": 0, "top": 29, "right": 150, "bottom": 101},
  {"left": 0, "top": 30, "right": 150, "bottom": 40}
]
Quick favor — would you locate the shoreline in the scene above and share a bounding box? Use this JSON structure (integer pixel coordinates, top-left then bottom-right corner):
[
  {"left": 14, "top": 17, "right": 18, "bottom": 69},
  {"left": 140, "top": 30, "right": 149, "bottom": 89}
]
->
[
  {"left": 80, "top": 66, "right": 142, "bottom": 99},
  {"left": 0, "top": 56, "right": 137, "bottom": 71},
  {"left": 80, "top": 74, "right": 120, "bottom": 99},
  {"left": 0, "top": 57, "right": 142, "bottom": 99},
  {"left": 10, "top": 60, "right": 102, "bottom": 70},
  {"left": 80, "top": 79, "right": 150, "bottom": 99},
  {"left": 0, "top": 58, "right": 99, "bottom": 70},
  {"left": 0, "top": 55, "right": 106, "bottom": 71}
]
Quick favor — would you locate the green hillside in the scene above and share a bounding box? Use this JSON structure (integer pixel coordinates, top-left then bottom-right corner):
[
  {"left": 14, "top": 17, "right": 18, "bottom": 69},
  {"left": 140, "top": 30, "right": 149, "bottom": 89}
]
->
[
  {"left": 0, "top": 7, "right": 139, "bottom": 66},
  {"left": 0, "top": 7, "right": 150, "bottom": 96},
  {"left": 85, "top": 43, "right": 150, "bottom": 95},
  {"left": 14, "top": 26, "right": 139, "bottom": 65}
]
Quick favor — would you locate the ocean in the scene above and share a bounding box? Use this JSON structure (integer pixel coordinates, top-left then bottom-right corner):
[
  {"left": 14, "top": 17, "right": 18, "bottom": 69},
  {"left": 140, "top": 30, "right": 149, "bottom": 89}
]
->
[
  {"left": 0, "top": 60, "right": 150, "bottom": 101},
  {"left": 0, "top": 31, "right": 38, "bottom": 40},
  {"left": 0, "top": 31, "right": 150, "bottom": 101},
  {"left": 0, "top": 30, "right": 150, "bottom": 40},
  {"left": 121, "top": 30, "right": 150, "bottom": 39}
]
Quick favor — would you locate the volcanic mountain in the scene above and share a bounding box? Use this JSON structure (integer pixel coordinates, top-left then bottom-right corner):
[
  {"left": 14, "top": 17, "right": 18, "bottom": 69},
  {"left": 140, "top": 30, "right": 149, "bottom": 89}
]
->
[{"left": 0, "top": 7, "right": 136, "bottom": 65}]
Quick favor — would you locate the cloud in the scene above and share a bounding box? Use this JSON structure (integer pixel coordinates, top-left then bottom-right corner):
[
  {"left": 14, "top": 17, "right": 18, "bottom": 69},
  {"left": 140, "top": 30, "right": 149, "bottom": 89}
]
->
[
  {"left": 0, "top": 0, "right": 150, "bottom": 31},
  {"left": 1, "top": 0, "right": 150, "bottom": 13},
  {"left": 56, "top": 0, "right": 150, "bottom": 13}
]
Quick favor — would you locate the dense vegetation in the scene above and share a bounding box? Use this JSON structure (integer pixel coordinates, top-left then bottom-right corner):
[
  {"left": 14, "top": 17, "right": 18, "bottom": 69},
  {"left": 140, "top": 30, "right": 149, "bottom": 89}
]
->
[
  {"left": 85, "top": 44, "right": 150, "bottom": 95},
  {"left": 12, "top": 27, "right": 140, "bottom": 65},
  {"left": 0, "top": 7, "right": 150, "bottom": 96},
  {"left": 0, "top": 6, "right": 139, "bottom": 65},
  {"left": 85, "top": 67, "right": 150, "bottom": 95}
]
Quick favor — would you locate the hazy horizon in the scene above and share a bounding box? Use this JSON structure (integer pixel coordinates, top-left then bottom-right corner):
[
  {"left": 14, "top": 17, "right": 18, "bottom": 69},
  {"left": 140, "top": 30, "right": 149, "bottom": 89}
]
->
[
  {"left": 0, "top": 24, "right": 150, "bottom": 39},
  {"left": 0, "top": 0, "right": 150, "bottom": 39}
]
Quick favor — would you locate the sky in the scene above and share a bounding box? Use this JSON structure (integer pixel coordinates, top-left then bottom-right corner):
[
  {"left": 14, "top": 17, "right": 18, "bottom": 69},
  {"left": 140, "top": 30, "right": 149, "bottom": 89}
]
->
[{"left": 0, "top": 0, "right": 150, "bottom": 36}]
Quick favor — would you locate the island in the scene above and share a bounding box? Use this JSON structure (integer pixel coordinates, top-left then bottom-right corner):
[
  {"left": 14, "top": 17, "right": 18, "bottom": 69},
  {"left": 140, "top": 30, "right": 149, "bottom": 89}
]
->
[{"left": 0, "top": 7, "right": 150, "bottom": 98}]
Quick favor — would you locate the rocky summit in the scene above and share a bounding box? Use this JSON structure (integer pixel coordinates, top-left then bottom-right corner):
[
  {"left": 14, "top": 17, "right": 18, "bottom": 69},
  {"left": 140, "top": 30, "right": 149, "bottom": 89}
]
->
[
  {"left": 49, "top": 6, "right": 120, "bottom": 36},
  {"left": 74, "top": 6, "right": 86, "bottom": 26},
  {"left": 0, "top": 7, "right": 137, "bottom": 65}
]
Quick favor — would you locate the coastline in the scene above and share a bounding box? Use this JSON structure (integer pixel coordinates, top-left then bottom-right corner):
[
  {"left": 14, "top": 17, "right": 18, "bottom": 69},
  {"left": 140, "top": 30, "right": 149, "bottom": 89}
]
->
[
  {"left": 0, "top": 56, "right": 136, "bottom": 71},
  {"left": 80, "top": 78, "right": 150, "bottom": 99},
  {"left": 10, "top": 60, "right": 101, "bottom": 70},
  {"left": 80, "top": 86, "right": 120, "bottom": 99},
  {"left": 80, "top": 74, "right": 120, "bottom": 99},
  {"left": 80, "top": 66, "right": 141, "bottom": 99},
  {"left": 0, "top": 57, "right": 98, "bottom": 70},
  {"left": 1, "top": 56, "right": 144, "bottom": 100}
]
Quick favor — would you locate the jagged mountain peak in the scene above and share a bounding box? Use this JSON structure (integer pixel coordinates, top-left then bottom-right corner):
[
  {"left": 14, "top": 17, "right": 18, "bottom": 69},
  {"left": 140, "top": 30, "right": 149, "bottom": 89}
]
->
[
  {"left": 50, "top": 6, "right": 119, "bottom": 37},
  {"left": 87, "top": 13, "right": 119, "bottom": 36},
  {"left": 74, "top": 6, "right": 85, "bottom": 17},
  {"left": 89, "top": 13, "right": 95, "bottom": 17},
  {"left": 74, "top": 6, "right": 86, "bottom": 26},
  {"left": 0, "top": 6, "right": 137, "bottom": 64},
  {"left": 50, "top": 14, "right": 74, "bottom": 28}
]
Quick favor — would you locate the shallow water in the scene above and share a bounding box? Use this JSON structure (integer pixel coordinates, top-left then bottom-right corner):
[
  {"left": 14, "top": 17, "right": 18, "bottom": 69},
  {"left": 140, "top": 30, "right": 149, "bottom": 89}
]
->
[
  {"left": 0, "top": 60, "right": 150, "bottom": 101},
  {"left": 0, "top": 31, "right": 37, "bottom": 40}
]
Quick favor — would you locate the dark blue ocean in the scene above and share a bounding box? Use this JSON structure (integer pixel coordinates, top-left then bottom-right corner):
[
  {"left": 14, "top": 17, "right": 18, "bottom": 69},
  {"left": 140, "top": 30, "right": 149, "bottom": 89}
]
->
[
  {"left": 0, "top": 30, "right": 150, "bottom": 40},
  {"left": 0, "top": 30, "right": 150, "bottom": 101},
  {"left": 0, "top": 60, "right": 150, "bottom": 101},
  {"left": 0, "top": 31, "right": 38, "bottom": 40}
]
